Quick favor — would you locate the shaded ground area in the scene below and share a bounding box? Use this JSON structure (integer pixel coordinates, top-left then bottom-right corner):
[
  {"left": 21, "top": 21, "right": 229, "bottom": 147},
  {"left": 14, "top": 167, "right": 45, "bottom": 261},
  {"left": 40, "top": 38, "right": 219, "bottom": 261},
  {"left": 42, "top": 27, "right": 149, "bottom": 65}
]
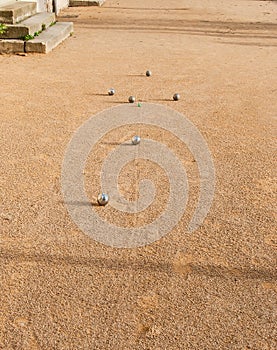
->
[{"left": 0, "top": 0, "right": 276, "bottom": 349}]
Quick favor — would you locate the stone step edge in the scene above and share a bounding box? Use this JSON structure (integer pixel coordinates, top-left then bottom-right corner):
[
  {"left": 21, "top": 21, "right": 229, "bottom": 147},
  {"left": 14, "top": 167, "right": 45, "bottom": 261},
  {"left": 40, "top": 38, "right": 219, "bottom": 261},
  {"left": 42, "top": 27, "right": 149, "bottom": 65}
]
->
[
  {"left": 0, "top": 39, "right": 24, "bottom": 54},
  {"left": 0, "top": 1, "right": 37, "bottom": 24},
  {"left": 25, "top": 22, "right": 73, "bottom": 53},
  {"left": 0, "top": 12, "right": 56, "bottom": 39},
  {"left": 0, "top": 22, "right": 73, "bottom": 54},
  {"left": 69, "top": 0, "right": 105, "bottom": 7}
]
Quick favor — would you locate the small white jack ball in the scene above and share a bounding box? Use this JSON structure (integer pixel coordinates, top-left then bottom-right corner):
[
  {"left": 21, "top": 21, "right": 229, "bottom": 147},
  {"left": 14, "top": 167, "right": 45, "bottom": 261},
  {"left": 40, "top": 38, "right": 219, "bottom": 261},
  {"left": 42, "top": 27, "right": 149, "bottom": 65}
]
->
[
  {"left": 128, "top": 96, "right": 136, "bottom": 103},
  {"left": 97, "top": 193, "right": 109, "bottom": 206},
  {"left": 108, "top": 88, "right": 115, "bottom": 96},
  {"left": 146, "top": 70, "right": 152, "bottom": 77},
  {"left": 132, "top": 136, "right": 141, "bottom": 145},
  {"left": 173, "top": 93, "right": 180, "bottom": 101}
]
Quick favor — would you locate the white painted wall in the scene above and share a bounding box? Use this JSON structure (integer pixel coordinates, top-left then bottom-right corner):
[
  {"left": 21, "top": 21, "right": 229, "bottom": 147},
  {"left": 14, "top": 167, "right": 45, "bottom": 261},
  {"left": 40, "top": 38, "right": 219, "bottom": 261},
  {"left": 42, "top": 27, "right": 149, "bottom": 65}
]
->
[{"left": 54, "top": 0, "right": 69, "bottom": 14}]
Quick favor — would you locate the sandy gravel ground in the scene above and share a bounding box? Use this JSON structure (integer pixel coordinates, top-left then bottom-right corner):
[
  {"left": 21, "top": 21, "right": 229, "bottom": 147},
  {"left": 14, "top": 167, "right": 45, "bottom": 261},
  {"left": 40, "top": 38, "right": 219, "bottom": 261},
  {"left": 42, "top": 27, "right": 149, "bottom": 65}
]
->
[{"left": 0, "top": 0, "right": 277, "bottom": 349}]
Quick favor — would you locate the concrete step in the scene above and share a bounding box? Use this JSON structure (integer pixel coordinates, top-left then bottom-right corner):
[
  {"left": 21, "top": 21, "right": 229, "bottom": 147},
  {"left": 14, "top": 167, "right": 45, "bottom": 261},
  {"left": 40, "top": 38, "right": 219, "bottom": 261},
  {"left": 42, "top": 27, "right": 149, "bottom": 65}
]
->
[
  {"left": 0, "top": 38, "right": 24, "bottom": 54},
  {"left": 25, "top": 21, "right": 73, "bottom": 53},
  {"left": 69, "top": 0, "right": 105, "bottom": 6},
  {"left": 0, "top": 1, "right": 37, "bottom": 24},
  {"left": 0, "top": 12, "right": 56, "bottom": 39}
]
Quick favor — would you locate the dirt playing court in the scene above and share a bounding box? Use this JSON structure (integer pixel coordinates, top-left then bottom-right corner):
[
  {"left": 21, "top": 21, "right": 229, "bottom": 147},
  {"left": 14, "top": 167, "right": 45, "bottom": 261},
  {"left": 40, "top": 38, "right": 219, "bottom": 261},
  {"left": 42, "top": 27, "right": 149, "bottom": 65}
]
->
[{"left": 0, "top": 0, "right": 276, "bottom": 349}]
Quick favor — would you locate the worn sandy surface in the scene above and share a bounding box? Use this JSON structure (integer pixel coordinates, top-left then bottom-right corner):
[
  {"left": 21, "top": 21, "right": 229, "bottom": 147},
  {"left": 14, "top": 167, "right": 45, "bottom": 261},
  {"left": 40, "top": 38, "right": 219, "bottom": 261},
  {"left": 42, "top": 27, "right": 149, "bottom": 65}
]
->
[{"left": 0, "top": 0, "right": 277, "bottom": 349}]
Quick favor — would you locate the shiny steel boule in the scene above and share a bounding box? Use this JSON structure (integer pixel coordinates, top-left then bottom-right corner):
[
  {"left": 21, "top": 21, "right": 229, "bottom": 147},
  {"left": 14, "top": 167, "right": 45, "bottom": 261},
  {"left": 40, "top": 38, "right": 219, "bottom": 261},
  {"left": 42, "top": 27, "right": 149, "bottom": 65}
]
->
[
  {"left": 146, "top": 70, "right": 152, "bottom": 77},
  {"left": 97, "top": 193, "right": 109, "bottom": 206},
  {"left": 108, "top": 88, "right": 115, "bottom": 96},
  {"left": 128, "top": 96, "right": 136, "bottom": 103},
  {"left": 173, "top": 93, "right": 180, "bottom": 101},
  {"left": 132, "top": 136, "right": 141, "bottom": 145}
]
